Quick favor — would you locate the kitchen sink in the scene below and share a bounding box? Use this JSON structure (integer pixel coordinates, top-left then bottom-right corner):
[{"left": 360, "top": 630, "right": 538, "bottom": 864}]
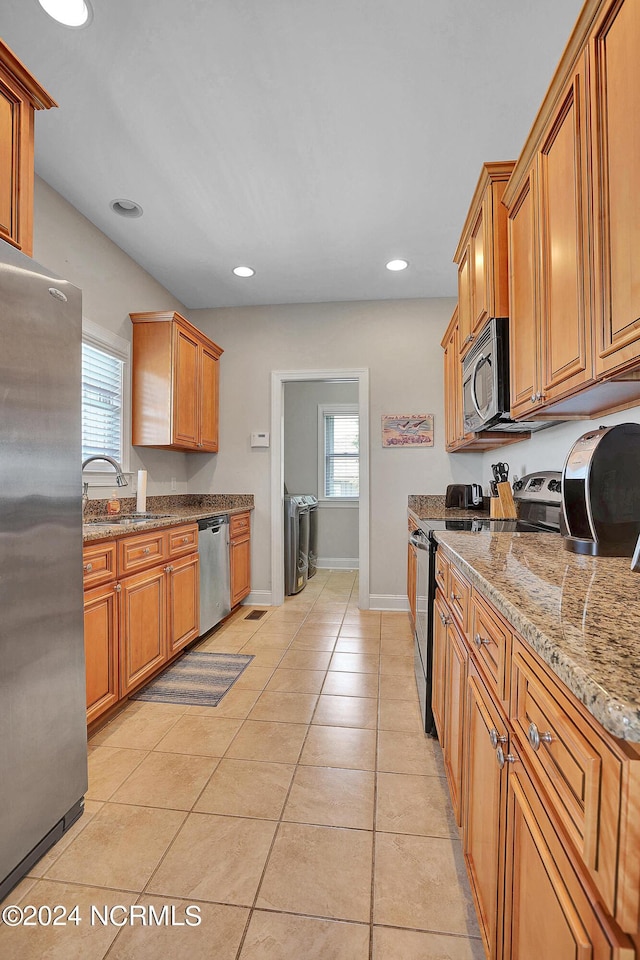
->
[{"left": 84, "top": 513, "right": 174, "bottom": 525}]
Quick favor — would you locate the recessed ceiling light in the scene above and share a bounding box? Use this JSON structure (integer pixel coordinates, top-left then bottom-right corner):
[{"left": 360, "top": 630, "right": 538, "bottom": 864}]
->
[
  {"left": 386, "top": 259, "right": 409, "bottom": 271},
  {"left": 110, "top": 199, "right": 143, "bottom": 219},
  {"left": 38, "top": 0, "right": 92, "bottom": 27},
  {"left": 232, "top": 266, "right": 255, "bottom": 278}
]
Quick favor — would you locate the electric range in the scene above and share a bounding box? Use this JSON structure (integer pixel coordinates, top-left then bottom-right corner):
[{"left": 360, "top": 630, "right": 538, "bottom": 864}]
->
[{"left": 411, "top": 471, "right": 562, "bottom": 736}]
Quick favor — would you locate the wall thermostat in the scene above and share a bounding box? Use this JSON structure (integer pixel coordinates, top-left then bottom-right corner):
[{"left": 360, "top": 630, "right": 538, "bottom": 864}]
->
[{"left": 251, "top": 432, "right": 270, "bottom": 447}]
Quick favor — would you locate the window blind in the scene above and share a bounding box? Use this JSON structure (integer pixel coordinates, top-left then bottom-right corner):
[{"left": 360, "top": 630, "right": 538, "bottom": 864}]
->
[
  {"left": 324, "top": 412, "right": 359, "bottom": 498},
  {"left": 81, "top": 341, "right": 124, "bottom": 462}
]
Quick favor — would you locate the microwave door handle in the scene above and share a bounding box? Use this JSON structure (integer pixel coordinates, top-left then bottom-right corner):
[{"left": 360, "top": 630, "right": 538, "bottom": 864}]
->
[{"left": 470, "top": 353, "right": 486, "bottom": 418}]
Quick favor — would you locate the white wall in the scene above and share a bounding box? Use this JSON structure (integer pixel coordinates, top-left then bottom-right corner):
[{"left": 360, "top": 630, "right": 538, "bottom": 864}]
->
[
  {"left": 480, "top": 406, "right": 640, "bottom": 486},
  {"left": 33, "top": 177, "right": 191, "bottom": 496},
  {"left": 284, "top": 379, "right": 359, "bottom": 564},
  {"left": 187, "top": 298, "right": 483, "bottom": 604}
]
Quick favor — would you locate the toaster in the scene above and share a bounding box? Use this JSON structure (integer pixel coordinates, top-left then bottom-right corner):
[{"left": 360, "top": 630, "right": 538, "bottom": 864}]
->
[{"left": 445, "top": 483, "right": 483, "bottom": 509}]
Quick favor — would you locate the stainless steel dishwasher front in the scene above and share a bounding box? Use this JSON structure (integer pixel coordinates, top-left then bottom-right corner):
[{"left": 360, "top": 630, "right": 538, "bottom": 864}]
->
[{"left": 198, "top": 515, "right": 231, "bottom": 634}]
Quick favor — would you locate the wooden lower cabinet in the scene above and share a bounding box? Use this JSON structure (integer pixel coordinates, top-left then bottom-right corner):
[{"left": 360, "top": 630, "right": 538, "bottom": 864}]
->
[
  {"left": 83, "top": 523, "right": 200, "bottom": 724},
  {"left": 431, "top": 551, "right": 640, "bottom": 960},
  {"left": 465, "top": 662, "right": 509, "bottom": 959},
  {"left": 119, "top": 565, "right": 167, "bottom": 697},
  {"left": 504, "top": 756, "right": 634, "bottom": 960},
  {"left": 167, "top": 552, "right": 200, "bottom": 655},
  {"left": 83, "top": 581, "right": 119, "bottom": 725},
  {"left": 407, "top": 535, "right": 417, "bottom": 627},
  {"left": 230, "top": 512, "right": 251, "bottom": 607},
  {"left": 443, "top": 616, "right": 467, "bottom": 826}
]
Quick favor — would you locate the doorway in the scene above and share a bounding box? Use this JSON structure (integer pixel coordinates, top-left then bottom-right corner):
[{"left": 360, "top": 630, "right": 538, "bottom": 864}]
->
[{"left": 270, "top": 368, "right": 370, "bottom": 608}]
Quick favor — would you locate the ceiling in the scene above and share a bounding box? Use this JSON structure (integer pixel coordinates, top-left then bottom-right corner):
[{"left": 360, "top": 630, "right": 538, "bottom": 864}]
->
[{"left": 3, "top": 0, "right": 584, "bottom": 309}]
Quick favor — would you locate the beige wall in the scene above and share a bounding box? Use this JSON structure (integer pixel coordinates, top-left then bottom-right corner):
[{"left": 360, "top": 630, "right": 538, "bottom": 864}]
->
[
  {"left": 187, "top": 298, "right": 483, "bottom": 605},
  {"left": 33, "top": 176, "right": 191, "bottom": 496}
]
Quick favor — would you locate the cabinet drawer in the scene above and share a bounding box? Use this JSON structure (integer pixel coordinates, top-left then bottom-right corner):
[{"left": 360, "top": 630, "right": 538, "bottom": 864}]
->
[
  {"left": 470, "top": 591, "right": 511, "bottom": 703},
  {"left": 83, "top": 541, "right": 117, "bottom": 589},
  {"left": 168, "top": 523, "right": 198, "bottom": 557},
  {"left": 447, "top": 563, "right": 470, "bottom": 632},
  {"left": 435, "top": 550, "right": 449, "bottom": 596},
  {"left": 229, "top": 511, "right": 250, "bottom": 539},
  {"left": 118, "top": 530, "right": 167, "bottom": 576},
  {"left": 510, "top": 637, "right": 628, "bottom": 923}
]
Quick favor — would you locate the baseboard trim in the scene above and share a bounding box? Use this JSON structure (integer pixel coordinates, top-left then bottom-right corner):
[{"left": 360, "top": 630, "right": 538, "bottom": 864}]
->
[
  {"left": 244, "top": 590, "right": 273, "bottom": 606},
  {"left": 316, "top": 558, "right": 359, "bottom": 570},
  {"left": 369, "top": 594, "right": 411, "bottom": 612}
]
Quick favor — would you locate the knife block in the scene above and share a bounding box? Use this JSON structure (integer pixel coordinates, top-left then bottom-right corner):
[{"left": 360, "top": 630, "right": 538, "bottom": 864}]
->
[{"left": 490, "top": 481, "right": 518, "bottom": 519}]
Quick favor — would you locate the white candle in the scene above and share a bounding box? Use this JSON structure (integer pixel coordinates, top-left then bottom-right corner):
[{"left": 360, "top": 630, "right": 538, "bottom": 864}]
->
[{"left": 136, "top": 469, "right": 147, "bottom": 513}]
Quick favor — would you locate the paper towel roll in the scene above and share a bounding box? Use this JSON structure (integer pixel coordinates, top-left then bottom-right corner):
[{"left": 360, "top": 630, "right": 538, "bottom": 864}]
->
[{"left": 136, "top": 469, "right": 147, "bottom": 513}]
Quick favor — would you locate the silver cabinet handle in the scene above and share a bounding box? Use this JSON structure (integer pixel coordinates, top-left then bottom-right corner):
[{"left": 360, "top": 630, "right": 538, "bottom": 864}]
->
[
  {"left": 114, "top": 583, "right": 121, "bottom": 593},
  {"left": 474, "top": 632, "right": 490, "bottom": 648},
  {"left": 164, "top": 564, "right": 174, "bottom": 573},
  {"left": 496, "top": 746, "right": 518, "bottom": 769},
  {"left": 438, "top": 610, "right": 451, "bottom": 626},
  {"left": 182, "top": 536, "right": 189, "bottom": 543},
  {"left": 528, "top": 722, "right": 553, "bottom": 751},
  {"left": 143, "top": 547, "right": 150, "bottom": 555},
  {"left": 530, "top": 394, "right": 536, "bottom": 403},
  {"left": 450, "top": 591, "right": 461, "bottom": 602},
  {"left": 489, "top": 728, "right": 507, "bottom": 749},
  {"left": 84, "top": 562, "right": 93, "bottom": 572},
  {"left": 436, "top": 569, "right": 445, "bottom": 580}
]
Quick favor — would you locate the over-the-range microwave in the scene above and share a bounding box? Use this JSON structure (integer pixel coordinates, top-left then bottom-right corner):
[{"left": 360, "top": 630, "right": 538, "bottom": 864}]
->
[{"left": 462, "top": 317, "right": 557, "bottom": 434}]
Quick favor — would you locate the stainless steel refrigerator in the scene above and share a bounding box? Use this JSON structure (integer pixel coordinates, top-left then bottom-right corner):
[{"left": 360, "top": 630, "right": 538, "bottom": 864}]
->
[{"left": 0, "top": 242, "right": 88, "bottom": 901}]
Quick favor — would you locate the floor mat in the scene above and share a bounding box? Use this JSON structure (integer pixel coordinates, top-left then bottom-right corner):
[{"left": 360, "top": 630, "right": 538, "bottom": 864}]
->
[{"left": 130, "top": 652, "right": 254, "bottom": 707}]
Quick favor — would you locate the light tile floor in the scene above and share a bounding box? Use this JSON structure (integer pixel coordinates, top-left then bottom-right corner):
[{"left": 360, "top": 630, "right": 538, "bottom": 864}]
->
[{"left": 0, "top": 569, "right": 484, "bottom": 960}]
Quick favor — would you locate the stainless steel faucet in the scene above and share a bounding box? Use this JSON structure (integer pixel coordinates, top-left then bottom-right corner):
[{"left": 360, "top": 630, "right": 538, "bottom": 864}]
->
[{"left": 82, "top": 456, "right": 128, "bottom": 513}]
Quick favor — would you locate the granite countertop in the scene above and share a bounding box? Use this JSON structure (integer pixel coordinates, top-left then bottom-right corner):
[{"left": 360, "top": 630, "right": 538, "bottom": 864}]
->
[
  {"left": 83, "top": 494, "right": 254, "bottom": 542},
  {"left": 408, "top": 494, "right": 489, "bottom": 522},
  {"left": 434, "top": 529, "right": 640, "bottom": 743}
]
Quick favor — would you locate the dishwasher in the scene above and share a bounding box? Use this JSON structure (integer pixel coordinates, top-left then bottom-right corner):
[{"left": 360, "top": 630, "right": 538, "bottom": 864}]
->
[{"left": 198, "top": 516, "right": 231, "bottom": 634}]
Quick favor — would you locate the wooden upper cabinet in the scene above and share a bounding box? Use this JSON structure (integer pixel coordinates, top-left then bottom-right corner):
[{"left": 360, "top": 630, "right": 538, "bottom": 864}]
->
[
  {"left": 507, "top": 59, "right": 592, "bottom": 421},
  {"left": 442, "top": 308, "right": 464, "bottom": 451},
  {"left": 538, "top": 59, "right": 592, "bottom": 403},
  {"left": 0, "top": 39, "right": 57, "bottom": 257},
  {"left": 130, "top": 311, "right": 223, "bottom": 452},
  {"left": 455, "top": 162, "right": 514, "bottom": 359},
  {"left": 508, "top": 168, "right": 542, "bottom": 420},
  {"left": 590, "top": 0, "right": 640, "bottom": 376}
]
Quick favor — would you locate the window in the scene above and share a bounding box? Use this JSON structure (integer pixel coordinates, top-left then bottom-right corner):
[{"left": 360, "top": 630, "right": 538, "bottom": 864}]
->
[
  {"left": 318, "top": 404, "right": 359, "bottom": 499},
  {"left": 81, "top": 320, "right": 130, "bottom": 473}
]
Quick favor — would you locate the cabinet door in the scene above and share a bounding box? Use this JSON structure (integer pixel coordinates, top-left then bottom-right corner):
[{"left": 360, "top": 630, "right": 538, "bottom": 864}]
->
[
  {"left": 407, "top": 541, "right": 417, "bottom": 627},
  {"left": 471, "top": 203, "right": 489, "bottom": 334},
  {"left": 172, "top": 325, "right": 199, "bottom": 448},
  {"left": 0, "top": 80, "right": 19, "bottom": 249},
  {"left": 443, "top": 318, "right": 463, "bottom": 450},
  {"left": 539, "top": 59, "right": 592, "bottom": 403},
  {"left": 84, "top": 582, "right": 119, "bottom": 724},
  {"left": 508, "top": 170, "right": 541, "bottom": 419},
  {"left": 230, "top": 534, "right": 251, "bottom": 607},
  {"left": 443, "top": 618, "right": 467, "bottom": 827},
  {"left": 591, "top": 0, "right": 640, "bottom": 376},
  {"left": 465, "top": 663, "right": 508, "bottom": 959},
  {"left": 167, "top": 553, "right": 200, "bottom": 655},
  {"left": 503, "top": 758, "right": 634, "bottom": 960},
  {"left": 199, "top": 343, "right": 219, "bottom": 452},
  {"left": 0, "top": 74, "right": 35, "bottom": 256},
  {"left": 119, "top": 566, "right": 167, "bottom": 695},
  {"left": 458, "top": 249, "right": 473, "bottom": 357}
]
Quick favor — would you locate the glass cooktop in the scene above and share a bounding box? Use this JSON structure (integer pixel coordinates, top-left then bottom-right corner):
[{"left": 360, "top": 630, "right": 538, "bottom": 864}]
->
[{"left": 420, "top": 518, "right": 559, "bottom": 535}]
